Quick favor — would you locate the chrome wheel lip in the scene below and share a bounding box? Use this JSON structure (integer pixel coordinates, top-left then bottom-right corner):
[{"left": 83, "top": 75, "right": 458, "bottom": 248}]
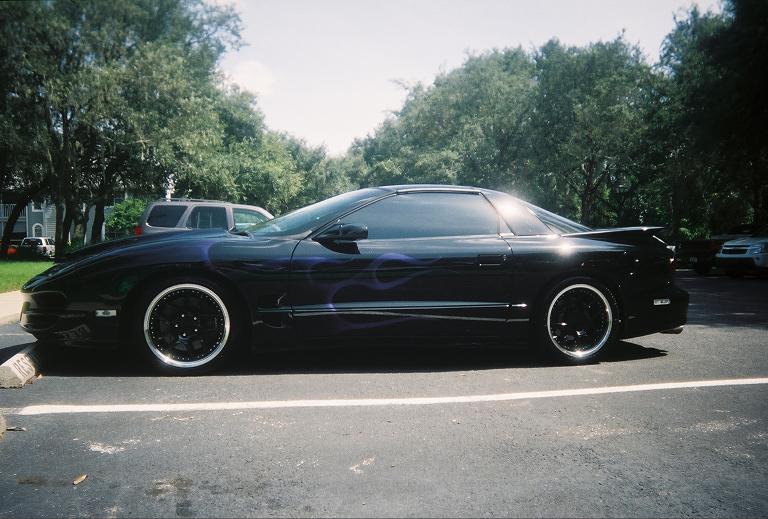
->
[
  {"left": 143, "top": 283, "right": 231, "bottom": 369},
  {"left": 546, "top": 283, "right": 612, "bottom": 359}
]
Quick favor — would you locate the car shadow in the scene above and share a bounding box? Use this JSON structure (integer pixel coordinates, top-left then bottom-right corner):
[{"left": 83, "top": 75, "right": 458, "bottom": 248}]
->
[{"left": 34, "top": 339, "right": 666, "bottom": 377}]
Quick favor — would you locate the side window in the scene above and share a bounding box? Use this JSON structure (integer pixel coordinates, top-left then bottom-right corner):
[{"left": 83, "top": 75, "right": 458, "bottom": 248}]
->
[
  {"left": 345, "top": 193, "right": 499, "bottom": 240},
  {"left": 187, "top": 206, "right": 228, "bottom": 229},
  {"left": 233, "top": 209, "right": 268, "bottom": 229},
  {"left": 147, "top": 205, "right": 187, "bottom": 228}
]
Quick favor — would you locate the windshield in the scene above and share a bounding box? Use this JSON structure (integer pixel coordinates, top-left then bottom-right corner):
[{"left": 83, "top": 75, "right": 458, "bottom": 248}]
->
[{"left": 238, "top": 188, "right": 388, "bottom": 236}]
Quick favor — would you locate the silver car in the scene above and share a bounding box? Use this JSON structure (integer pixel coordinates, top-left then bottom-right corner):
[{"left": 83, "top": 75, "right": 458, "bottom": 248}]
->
[
  {"left": 715, "top": 234, "right": 768, "bottom": 276},
  {"left": 136, "top": 199, "right": 273, "bottom": 236}
]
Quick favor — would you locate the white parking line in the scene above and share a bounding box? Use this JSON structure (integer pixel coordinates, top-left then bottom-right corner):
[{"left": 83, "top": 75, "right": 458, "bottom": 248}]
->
[{"left": 3, "top": 377, "right": 767, "bottom": 416}]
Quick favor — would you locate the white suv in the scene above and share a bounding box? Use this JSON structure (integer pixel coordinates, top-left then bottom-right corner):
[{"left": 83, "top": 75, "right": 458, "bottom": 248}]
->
[
  {"left": 19, "top": 237, "right": 55, "bottom": 258},
  {"left": 715, "top": 235, "right": 768, "bottom": 276},
  {"left": 136, "top": 199, "right": 273, "bottom": 236}
]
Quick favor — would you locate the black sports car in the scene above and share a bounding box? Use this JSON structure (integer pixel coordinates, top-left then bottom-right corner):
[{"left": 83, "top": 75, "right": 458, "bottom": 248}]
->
[{"left": 21, "top": 185, "right": 688, "bottom": 373}]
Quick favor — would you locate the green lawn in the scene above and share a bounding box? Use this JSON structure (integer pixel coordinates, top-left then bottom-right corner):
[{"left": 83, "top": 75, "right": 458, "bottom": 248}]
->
[{"left": 0, "top": 261, "right": 52, "bottom": 293}]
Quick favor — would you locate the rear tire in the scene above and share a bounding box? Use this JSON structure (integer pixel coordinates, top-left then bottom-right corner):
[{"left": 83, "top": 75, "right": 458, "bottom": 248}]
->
[
  {"left": 534, "top": 278, "right": 619, "bottom": 364},
  {"left": 133, "top": 278, "right": 242, "bottom": 374}
]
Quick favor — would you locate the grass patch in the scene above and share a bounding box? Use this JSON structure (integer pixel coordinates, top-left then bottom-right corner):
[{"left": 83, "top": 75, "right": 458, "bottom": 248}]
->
[{"left": 0, "top": 261, "right": 52, "bottom": 293}]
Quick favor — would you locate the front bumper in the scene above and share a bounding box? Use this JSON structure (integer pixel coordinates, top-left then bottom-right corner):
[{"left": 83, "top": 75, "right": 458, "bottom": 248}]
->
[
  {"left": 714, "top": 253, "right": 768, "bottom": 272},
  {"left": 622, "top": 284, "right": 689, "bottom": 339},
  {"left": 20, "top": 290, "right": 121, "bottom": 346}
]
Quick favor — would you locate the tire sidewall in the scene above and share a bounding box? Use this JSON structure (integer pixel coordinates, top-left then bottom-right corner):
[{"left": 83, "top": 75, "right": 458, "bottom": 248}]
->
[
  {"left": 132, "top": 277, "right": 242, "bottom": 374},
  {"left": 534, "top": 276, "right": 619, "bottom": 364}
]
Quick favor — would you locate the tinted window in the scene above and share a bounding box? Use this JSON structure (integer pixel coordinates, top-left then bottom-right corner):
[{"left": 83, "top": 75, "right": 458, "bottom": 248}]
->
[
  {"left": 147, "top": 205, "right": 187, "bottom": 228},
  {"left": 346, "top": 192, "right": 499, "bottom": 239},
  {"left": 22, "top": 238, "right": 42, "bottom": 246},
  {"left": 187, "top": 206, "right": 228, "bottom": 229},
  {"left": 233, "top": 209, "right": 268, "bottom": 229}
]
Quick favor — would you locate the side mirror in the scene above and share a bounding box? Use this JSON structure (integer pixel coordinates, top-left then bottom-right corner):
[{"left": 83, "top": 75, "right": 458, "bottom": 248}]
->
[{"left": 315, "top": 223, "right": 368, "bottom": 243}]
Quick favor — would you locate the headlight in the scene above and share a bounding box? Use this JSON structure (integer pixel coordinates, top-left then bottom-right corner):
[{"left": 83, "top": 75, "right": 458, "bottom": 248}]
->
[{"left": 748, "top": 243, "right": 768, "bottom": 254}]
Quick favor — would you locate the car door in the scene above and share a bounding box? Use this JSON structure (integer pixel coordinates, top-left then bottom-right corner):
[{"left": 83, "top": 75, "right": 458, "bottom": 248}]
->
[{"left": 289, "top": 191, "right": 515, "bottom": 337}]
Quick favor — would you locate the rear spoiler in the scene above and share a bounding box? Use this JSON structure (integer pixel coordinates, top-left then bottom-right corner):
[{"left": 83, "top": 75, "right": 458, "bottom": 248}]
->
[{"left": 562, "top": 226, "right": 665, "bottom": 245}]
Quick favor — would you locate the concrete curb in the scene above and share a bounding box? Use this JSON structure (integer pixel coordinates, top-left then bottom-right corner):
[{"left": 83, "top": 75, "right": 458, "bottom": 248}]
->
[
  {"left": 0, "top": 413, "right": 5, "bottom": 439},
  {"left": 0, "top": 344, "right": 39, "bottom": 388}
]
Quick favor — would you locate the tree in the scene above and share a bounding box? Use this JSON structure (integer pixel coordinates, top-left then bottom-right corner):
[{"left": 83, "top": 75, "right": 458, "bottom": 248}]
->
[
  {"left": 105, "top": 198, "right": 148, "bottom": 237},
  {"left": 693, "top": 0, "right": 768, "bottom": 229},
  {"left": 359, "top": 49, "right": 536, "bottom": 194},
  {"left": 526, "top": 38, "right": 655, "bottom": 226},
  {"left": 0, "top": 0, "right": 242, "bottom": 258}
]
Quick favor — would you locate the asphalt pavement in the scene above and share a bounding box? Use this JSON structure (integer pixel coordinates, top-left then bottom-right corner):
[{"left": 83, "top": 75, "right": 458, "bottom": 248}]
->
[{"left": 0, "top": 271, "right": 766, "bottom": 517}]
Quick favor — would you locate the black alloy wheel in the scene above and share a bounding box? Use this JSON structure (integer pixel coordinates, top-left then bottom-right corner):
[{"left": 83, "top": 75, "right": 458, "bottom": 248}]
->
[{"left": 138, "top": 280, "right": 240, "bottom": 373}]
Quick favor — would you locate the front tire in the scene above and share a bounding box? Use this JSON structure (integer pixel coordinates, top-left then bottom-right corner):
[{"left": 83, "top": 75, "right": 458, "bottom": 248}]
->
[
  {"left": 535, "top": 278, "right": 618, "bottom": 363},
  {"left": 135, "top": 279, "right": 242, "bottom": 374}
]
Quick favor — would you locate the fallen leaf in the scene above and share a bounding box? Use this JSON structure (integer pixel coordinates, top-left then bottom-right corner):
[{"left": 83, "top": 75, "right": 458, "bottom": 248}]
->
[{"left": 73, "top": 474, "right": 88, "bottom": 485}]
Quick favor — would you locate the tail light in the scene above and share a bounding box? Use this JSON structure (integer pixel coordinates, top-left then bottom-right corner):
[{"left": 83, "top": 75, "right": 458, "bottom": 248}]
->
[{"left": 134, "top": 226, "right": 142, "bottom": 236}]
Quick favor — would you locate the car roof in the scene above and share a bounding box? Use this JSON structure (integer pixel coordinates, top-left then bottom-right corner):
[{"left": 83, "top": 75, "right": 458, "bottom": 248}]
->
[
  {"left": 148, "top": 199, "right": 270, "bottom": 211},
  {"left": 381, "top": 184, "right": 505, "bottom": 196}
]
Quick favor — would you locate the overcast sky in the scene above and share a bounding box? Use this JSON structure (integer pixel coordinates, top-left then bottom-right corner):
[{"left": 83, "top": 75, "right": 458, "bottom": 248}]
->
[{"left": 219, "top": 0, "right": 721, "bottom": 155}]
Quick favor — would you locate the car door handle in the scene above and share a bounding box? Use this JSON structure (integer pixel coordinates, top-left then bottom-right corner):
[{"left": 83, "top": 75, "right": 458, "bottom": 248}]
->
[{"left": 477, "top": 254, "right": 508, "bottom": 267}]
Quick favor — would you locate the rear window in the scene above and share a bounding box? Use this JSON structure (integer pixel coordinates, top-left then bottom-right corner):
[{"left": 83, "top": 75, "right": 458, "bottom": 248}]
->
[
  {"left": 147, "top": 205, "right": 187, "bottom": 228},
  {"left": 529, "top": 206, "right": 590, "bottom": 234},
  {"left": 22, "top": 238, "right": 42, "bottom": 246},
  {"left": 484, "top": 193, "right": 553, "bottom": 236},
  {"left": 187, "top": 206, "right": 228, "bottom": 229}
]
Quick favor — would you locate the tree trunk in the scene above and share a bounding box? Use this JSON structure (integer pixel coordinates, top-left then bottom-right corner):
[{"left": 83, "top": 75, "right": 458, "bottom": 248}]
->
[
  {"left": 753, "top": 158, "right": 766, "bottom": 231},
  {"left": 1, "top": 185, "right": 44, "bottom": 258},
  {"left": 91, "top": 198, "right": 106, "bottom": 243},
  {"left": 579, "top": 159, "right": 597, "bottom": 226},
  {"left": 60, "top": 199, "right": 77, "bottom": 253},
  {"left": 72, "top": 203, "right": 90, "bottom": 246}
]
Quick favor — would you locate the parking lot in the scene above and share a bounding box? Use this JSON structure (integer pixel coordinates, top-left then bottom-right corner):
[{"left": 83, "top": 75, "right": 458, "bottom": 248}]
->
[{"left": 0, "top": 270, "right": 766, "bottom": 517}]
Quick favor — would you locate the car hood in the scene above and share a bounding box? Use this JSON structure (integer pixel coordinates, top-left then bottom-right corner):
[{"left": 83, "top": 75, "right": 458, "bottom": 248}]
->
[
  {"left": 60, "top": 229, "right": 230, "bottom": 263},
  {"left": 722, "top": 235, "right": 768, "bottom": 246}
]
